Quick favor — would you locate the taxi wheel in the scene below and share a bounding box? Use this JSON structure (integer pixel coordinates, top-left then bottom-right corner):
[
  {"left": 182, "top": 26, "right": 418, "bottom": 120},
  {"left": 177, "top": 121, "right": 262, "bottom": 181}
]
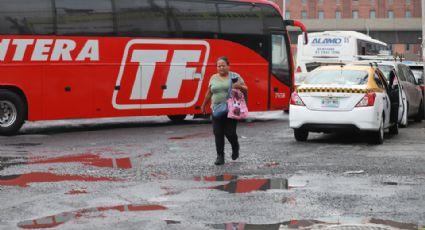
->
[
  {"left": 294, "top": 129, "right": 308, "bottom": 142},
  {"left": 370, "top": 117, "right": 384, "bottom": 145}
]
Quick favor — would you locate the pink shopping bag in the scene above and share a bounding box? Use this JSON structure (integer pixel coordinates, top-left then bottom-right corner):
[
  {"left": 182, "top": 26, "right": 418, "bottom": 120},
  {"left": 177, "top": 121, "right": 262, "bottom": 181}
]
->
[{"left": 227, "top": 89, "right": 248, "bottom": 120}]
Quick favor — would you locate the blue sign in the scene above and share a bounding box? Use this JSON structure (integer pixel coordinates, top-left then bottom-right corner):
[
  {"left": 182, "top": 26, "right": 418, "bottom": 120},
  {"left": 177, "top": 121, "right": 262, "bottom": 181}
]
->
[{"left": 311, "top": 37, "right": 343, "bottom": 45}]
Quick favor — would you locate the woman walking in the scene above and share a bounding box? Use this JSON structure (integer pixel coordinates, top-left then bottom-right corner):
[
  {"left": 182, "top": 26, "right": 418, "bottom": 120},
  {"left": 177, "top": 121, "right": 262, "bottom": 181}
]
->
[{"left": 201, "top": 57, "right": 248, "bottom": 165}]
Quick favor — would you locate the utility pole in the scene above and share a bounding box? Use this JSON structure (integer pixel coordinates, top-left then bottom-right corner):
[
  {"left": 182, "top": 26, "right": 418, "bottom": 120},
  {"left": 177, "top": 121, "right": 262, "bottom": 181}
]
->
[
  {"left": 282, "top": 0, "right": 286, "bottom": 18},
  {"left": 422, "top": 0, "right": 425, "bottom": 61}
]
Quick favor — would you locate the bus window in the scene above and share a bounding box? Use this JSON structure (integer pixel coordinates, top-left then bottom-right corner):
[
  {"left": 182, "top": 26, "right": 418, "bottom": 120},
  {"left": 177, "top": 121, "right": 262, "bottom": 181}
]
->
[
  {"left": 272, "top": 34, "right": 290, "bottom": 85},
  {"left": 115, "top": 0, "right": 169, "bottom": 38},
  {"left": 55, "top": 0, "right": 114, "bottom": 35},
  {"left": 0, "top": 0, "right": 54, "bottom": 35},
  {"left": 218, "top": 2, "right": 263, "bottom": 35},
  {"left": 168, "top": 0, "right": 219, "bottom": 38},
  {"left": 262, "top": 4, "right": 285, "bottom": 30}
]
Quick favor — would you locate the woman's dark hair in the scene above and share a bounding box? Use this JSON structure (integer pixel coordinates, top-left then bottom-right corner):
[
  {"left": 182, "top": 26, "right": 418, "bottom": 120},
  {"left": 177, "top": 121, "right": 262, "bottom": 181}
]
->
[{"left": 217, "top": 56, "right": 230, "bottom": 66}]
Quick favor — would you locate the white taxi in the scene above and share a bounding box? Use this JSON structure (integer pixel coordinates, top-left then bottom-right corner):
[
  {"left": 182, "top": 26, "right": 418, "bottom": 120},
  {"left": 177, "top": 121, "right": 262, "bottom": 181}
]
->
[{"left": 289, "top": 65, "right": 400, "bottom": 144}]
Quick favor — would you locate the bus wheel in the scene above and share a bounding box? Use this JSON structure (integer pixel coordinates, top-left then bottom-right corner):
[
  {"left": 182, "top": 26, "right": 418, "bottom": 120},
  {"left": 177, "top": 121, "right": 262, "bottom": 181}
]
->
[
  {"left": 294, "top": 128, "right": 308, "bottom": 142},
  {"left": 0, "top": 90, "right": 26, "bottom": 135},
  {"left": 167, "top": 115, "right": 187, "bottom": 123}
]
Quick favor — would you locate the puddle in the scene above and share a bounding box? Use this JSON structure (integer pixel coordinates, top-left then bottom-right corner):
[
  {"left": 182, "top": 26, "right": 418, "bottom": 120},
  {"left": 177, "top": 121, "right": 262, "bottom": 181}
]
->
[
  {"left": 168, "top": 132, "right": 210, "bottom": 140},
  {"left": 4, "top": 143, "right": 42, "bottom": 147},
  {"left": 207, "top": 217, "right": 420, "bottom": 230},
  {"left": 65, "top": 188, "right": 88, "bottom": 195},
  {"left": 382, "top": 181, "right": 398, "bottom": 186},
  {"left": 17, "top": 204, "right": 167, "bottom": 229},
  {"left": 0, "top": 172, "right": 117, "bottom": 187},
  {"left": 0, "top": 156, "right": 26, "bottom": 171},
  {"left": 195, "top": 174, "right": 288, "bottom": 194},
  {"left": 30, "top": 154, "right": 134, "bottom": 169}
]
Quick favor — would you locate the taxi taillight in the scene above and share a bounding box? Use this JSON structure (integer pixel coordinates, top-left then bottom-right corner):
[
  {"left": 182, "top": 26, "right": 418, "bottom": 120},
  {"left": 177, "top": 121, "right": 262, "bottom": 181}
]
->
[
  {"left": 356, "top": 92, "right": 376, "bottom": 107},
  {"left": 290, "top": 92, "right": 305, "bottom": 106}
]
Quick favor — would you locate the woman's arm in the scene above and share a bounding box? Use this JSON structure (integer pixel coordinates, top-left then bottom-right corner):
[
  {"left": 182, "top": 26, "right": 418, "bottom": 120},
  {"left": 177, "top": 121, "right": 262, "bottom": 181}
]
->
[
  {"left": 233, "top": 81, "right": 248, "bottom": 93},
  {"left": 201, "top": 88, "right": 212, "bottom": 114}
]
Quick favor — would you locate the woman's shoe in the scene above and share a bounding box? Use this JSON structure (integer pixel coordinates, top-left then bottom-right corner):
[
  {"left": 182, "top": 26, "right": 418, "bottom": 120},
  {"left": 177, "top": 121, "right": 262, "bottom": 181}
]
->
[
  {"left": 231, "top": 151, "right": 239, "bottom": 160},
  {"left": 214, "top": 155, "right": 225, "bottom": 165}
]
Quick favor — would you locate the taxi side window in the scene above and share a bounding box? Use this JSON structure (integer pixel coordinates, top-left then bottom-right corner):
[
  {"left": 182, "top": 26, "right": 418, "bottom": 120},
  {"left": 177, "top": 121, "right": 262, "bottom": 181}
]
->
[{"left": 374, "top": 73, "right": 385, "bottom": 89}]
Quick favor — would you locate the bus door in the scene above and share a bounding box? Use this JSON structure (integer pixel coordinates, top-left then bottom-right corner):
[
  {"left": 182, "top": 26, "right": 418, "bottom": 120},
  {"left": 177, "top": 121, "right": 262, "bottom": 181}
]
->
[{"left": 269, "top": 32, "right": 292, "bottom": 110}]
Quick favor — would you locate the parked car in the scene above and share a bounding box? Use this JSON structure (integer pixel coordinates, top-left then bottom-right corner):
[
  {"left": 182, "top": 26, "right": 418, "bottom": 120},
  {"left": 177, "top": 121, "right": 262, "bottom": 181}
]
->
[
  {"left": 403, "top": 61, "right": 425, "bottom": 118},
  {"left": 289, "top": 65, "right": 400, "bottom": 144},
  {"left": 373, "top": 61, "right": 424, "bottom": 124}
]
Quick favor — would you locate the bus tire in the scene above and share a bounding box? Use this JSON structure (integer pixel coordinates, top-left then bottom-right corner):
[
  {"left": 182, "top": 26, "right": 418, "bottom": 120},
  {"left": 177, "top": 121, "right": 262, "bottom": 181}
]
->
[
  {"left": 0, "top": 90, "right": 26, "bottom": 135},
  {"left": 294, "top": 128, "right": 308, "bottom": 142},
  {"left": 167, "top": 115, "right": 187, "bottom": 123}
]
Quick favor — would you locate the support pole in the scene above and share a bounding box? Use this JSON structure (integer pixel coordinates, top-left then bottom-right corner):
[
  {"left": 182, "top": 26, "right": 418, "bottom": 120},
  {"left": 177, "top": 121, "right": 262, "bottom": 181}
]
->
[{"left": 422, "top": 0, "right": 425, "bottom": 61}]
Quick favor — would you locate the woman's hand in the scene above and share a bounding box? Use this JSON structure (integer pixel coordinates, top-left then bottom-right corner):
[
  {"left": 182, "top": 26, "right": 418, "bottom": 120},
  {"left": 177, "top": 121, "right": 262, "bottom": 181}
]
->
[
  {"left": 232, "top": 82, "right": 243, "bottom": 89},
  {"left": 201, "top": 104, "right": 207, "bottom": 114},
  {"left": 232, "top": 82, "right": 247, "bottom": 93}
]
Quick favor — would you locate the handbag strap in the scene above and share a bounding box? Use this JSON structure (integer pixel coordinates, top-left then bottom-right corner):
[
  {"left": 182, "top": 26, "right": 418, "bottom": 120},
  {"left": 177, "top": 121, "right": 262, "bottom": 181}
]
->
[{"left": 227, "top": 72, "right": 233, "bottom": 99}]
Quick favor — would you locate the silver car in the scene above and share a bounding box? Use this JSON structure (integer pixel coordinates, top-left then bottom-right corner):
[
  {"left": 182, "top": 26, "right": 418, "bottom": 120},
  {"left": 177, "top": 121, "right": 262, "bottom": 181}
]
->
[{"left": 377, "top": 61, "right": 423, "bottom": 125}]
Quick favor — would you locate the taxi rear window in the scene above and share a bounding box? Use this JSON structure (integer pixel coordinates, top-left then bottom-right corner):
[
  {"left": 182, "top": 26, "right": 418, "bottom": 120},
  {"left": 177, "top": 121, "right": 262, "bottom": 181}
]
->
[{"left": 305, "top": 70, "right": 369, "bottom": 86}]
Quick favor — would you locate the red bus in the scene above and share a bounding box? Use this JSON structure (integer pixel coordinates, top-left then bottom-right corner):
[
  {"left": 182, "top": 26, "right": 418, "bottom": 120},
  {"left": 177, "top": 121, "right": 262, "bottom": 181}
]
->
[{"left": 0, "top": 0, "right": 307, "bottom": 135}]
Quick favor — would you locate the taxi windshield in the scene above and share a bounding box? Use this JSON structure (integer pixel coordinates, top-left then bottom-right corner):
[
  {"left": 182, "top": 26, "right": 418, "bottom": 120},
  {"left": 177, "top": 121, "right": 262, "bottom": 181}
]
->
[{"left": 304, "top": 69, "right": 369, "bottom": 86}]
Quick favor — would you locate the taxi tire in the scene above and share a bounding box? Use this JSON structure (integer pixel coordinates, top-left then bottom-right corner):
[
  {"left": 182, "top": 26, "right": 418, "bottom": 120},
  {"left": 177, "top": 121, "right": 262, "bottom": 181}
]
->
[
  {"left": 294, "top": 129, "right": 308, "bottom": 142},
  {"left": 370, "top": 117, "right": 384, "bottom": 145}
]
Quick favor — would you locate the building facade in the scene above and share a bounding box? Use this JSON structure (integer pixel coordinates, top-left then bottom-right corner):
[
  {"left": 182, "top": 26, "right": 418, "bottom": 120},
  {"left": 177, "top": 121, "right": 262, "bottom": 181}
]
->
[{"left": 272, "top": 0, "right": 422, "bottom": 61}]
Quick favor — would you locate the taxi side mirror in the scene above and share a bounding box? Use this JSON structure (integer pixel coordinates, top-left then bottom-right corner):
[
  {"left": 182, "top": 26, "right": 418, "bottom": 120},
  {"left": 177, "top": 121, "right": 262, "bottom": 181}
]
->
[{"left": 418, "top": 78, "right": 424, "bottom": 85}]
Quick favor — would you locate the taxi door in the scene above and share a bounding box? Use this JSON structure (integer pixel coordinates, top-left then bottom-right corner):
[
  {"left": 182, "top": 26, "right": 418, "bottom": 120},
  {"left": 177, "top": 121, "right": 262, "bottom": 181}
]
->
[{"left": 374, "top": 71, "right": 391, "bottom": 127}]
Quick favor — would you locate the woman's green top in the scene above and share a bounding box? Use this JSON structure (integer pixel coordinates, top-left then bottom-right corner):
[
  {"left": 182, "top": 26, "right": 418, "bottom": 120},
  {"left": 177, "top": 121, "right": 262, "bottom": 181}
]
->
[{"left": 208, "top": 72, "right": 245, "bottom": 108}]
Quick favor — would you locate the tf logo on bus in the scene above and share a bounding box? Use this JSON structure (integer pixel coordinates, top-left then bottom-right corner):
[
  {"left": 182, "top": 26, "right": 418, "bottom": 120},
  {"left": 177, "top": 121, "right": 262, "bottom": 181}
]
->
[{"left": 113, "top": 39, "right": 210, "bottom": 110}]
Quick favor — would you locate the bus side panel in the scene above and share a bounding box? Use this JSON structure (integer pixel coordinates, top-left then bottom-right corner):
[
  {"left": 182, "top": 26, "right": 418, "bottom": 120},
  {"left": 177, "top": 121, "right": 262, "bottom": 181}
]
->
[
  {"left": 0, "top": 66, "right": 43, "bottom": 121},
  {"left": 1, "top": 37, "right": 280, "bottom": 121},
  {"left": 107, "top": 38, "right": 270, "bottom": 116},
  {"left": 43, "top": 66, "right": 93, "bottom": 119}
]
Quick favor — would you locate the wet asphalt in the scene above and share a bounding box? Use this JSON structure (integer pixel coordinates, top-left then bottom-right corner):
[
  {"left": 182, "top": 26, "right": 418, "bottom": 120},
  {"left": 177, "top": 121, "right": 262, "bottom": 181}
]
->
[{"left": 0, "top": 112, "right": 424, "bottom": 229}]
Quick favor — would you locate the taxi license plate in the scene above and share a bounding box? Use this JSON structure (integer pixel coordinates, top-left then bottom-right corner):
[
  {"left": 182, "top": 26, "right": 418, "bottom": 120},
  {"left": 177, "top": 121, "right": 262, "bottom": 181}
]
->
[{"left": 321, "top": 97, "right": 339, "bottom": 108}]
